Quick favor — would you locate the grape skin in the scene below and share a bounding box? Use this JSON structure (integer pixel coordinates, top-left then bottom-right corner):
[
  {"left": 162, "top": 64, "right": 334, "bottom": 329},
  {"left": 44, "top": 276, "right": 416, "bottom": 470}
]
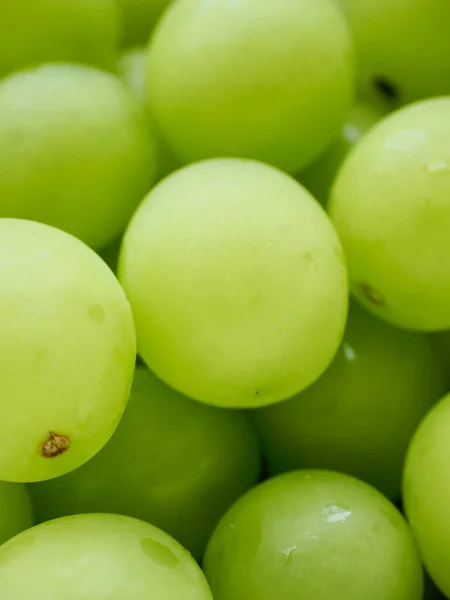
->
[{"left": 119, "top": 158, "right": 348, "bottom": 408}]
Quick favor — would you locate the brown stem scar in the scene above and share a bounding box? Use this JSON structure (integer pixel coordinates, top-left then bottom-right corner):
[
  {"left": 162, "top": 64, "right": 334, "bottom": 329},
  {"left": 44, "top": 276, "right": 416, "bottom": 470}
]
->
[
  {"left": 361, "top": 283, "right": 384, "bottom": 307},
  {"left": 41, "top": 432, "right": 71, "bottom": 458}
]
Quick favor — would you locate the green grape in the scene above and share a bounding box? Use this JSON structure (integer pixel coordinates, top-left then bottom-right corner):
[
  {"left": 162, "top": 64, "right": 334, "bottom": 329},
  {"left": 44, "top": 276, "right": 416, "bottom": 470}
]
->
[
  {"left": 117, "top": 0, "right": 173, "bottom": 48},
  {"left": 337, "top": 0, "right": 450, "bottom": 107},
  {"left": 29, "top": 365, "right": 260, "bottom": 559},
  {"left": 0, "top": 483, "right": 34, "bottom": 545},
  {"left": 299, "top": 102, "right": 385, "bottom": 206},
  {"left": 0, "top": 63, "right": 157, "bottom": 251},
  {"left": 404, "top": 393, "right": 450, "bottom": 598},
  {"left": 146, "top": 0, "right": 354, "bottom": 174},
  {"left": 330, "top": 97, "right": 450, "bottom": 331},
  {"left": 0, "top": 219, "right": 136, "bottom": 483},
  {"left": 252, "top": 302, "right": 446, "bottom": 501},
  {"left": 119, "top": 159, "right": 348, "bottom": 408},
  {"left": 0, "top": 514, "right": 213, "bottom": 600},
  {"left": 204, "top": 470, "right": 423, "bottom": 600},
  {"left": 118, "top": 47, "right": 181, "bottom": 180},
  {"left": 0, "top": 0, "right": 120, "bottom": 77}
]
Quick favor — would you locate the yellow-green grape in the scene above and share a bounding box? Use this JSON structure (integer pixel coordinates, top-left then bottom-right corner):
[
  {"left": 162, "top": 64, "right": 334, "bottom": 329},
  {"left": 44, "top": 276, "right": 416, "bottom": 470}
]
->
[
  {"left": 146, "top": 0, "right": 354, "bottom": 174},
  {"left": 404, "top": 393, "right": 450, "bottom": 598},
  {"left": 0, "top": 219, "right": 136, "bottom": 483},
  {"left": 0, "top": 0, "right": 120, "bottom": 77},
  {"left": 0, "top": 514, "right": 213, "bottom": 599},
  {"left": 330, "top": 97, "right": 450, "bottom": 331},
  {"left": 0, "top": 64, "right": 158, "bottom": 251},
  {"left": 299, "top": 102, "right": 385, "bottom": 206},
  {"left": 29, "top": 366, "right": 261, "bottom": 560},
  {"left": 119, "top": 159, "right": 348, "bottom": 408},
  {"left": 252, "top": 302, "right": 447, "bottom": 500},
  {"left": 117, "top": 0, "right": 173, "bottom": 48},
  {"left": 0, "top": 483, "right": 34, "bottom": 545},
  {"left": 337, "top": 0, "right": 450, "bottom": 107}
]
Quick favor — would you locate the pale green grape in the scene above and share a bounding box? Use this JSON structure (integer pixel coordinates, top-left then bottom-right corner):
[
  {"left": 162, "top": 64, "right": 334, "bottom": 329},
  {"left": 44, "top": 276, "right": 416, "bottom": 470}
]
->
[
  {"left": 29, "top": 365, "right": 260, "bottom": 559},
  {"left": 117, "top": 0, "right": 173, "bottom": 47},
  {"left": 330, "top": 97, "right": 450, "bottom": 331},
  {"left": 299, "top": 102, "right": 385, "bottom": 206},
  {"left": 0, "top": 219, "right": 136, "bottom": 482},
  {"left": 252, "top": 302, "right": 446, "bottom": 500},
  {"left": 0, "top": 0, "right": 120, "bottom": 77},
  {"left": 404, "top": 393, "right": 450, "bottom": 598},
  {"left": 204, "top": 470, "right": 423, "bottom": 600},
  {"left": 146, "top": 0, "right": 354, "bottom": 173},
  {"left": 119, "top": 159, "right": 348, "bottom": 408},
  {"left": 0, "top": 483, "right": 34, "bottom": 545},
  {"left": 0, "top": 514, "right": 212, "bottom": 600},
  {"left": 337, "top": 0, "right": 450, "bottom": 106},
  {"left": 0, "top": 64, "right": 157, "bottom": 251}
]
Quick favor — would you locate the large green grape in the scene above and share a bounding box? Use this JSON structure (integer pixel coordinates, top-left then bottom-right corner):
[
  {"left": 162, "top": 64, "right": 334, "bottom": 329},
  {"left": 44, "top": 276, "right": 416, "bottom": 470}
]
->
[
  {"left": 119, "top": 159, "right": 348, "bottom": 408},
  {"left": 146, "top": 0, "right": 354, "bottom": 173},
  {"left": 0, "top": 483, "right": 34, "bottom": 545},
  {"left": 0, "top": 219, "right": 136, "bottom": 483},
  {"left": 252, "top": 302, "right": 446, "bottom": 501},
  {"left": 337, "top": 0, "right": 450, "bottom": 107},
  {"left": 117, "top": 0, "right": 173, "bottom": 47},
  {"left": 0, "top": 514, "right": 213, "bottom": 600},
  {"left": 404, "top": 393, "right": 450, "bottom": 598},
  {"left": 299, "top": 102, "right": 385, "bottom": 206},
  {"left": 330, "top": 97, "right": 450, "bottom": 331},
  {"left": 29, "top": 366, "right": 260, "bottom": 559},
  {"left": 0, "top": 64, "right": 157, "bottom": 251},
  {"left": 204, "top": 470, "right": 423, "bottom": 600},
  {"left": 0, "top": 0, "right": 120, "bottom": 77}
]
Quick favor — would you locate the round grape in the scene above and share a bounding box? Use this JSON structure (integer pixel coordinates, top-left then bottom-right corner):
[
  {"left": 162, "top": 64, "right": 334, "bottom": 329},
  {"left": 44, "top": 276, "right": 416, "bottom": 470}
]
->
[
  {"left": 119, "top": 159, "right": 348, "bottom": 408},
  {"left": 0, "top": 482, "right": 34, "bottom": 545},
  {"left": 29, "top": 365, "right": 261, "bottom": 559},
  {"left": 0, "top": 219, "right": 136, "bottom": 482},
  {"left": 330, "top": 97, "right": 450, "bottom": 331},
  {"left": 252, "top": 302, "right": 447, "bottom": 500},
  {"left": 0, "top": 63, "right": 157, "bottom": 251},
  {"left": 204, "top": 470, "right": 423, "bottom": 600},
  {"left": 146, "top": 0, "right": 354, "bottom": 173},
  {"left": 0, "top": 0, "right": 120, "bottom": 77},
  {"left": 0, "top": 514, "right": 212, "bottom": 599}
]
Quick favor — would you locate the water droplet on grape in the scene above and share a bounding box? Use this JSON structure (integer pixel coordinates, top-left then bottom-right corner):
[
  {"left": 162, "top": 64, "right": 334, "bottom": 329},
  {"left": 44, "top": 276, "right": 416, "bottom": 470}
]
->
[
  {"left": 321, "top": 504, "right": 352, "bottom": 524},
  {"left": 140, "top": 538, "right": 179, "bottom": 568}
]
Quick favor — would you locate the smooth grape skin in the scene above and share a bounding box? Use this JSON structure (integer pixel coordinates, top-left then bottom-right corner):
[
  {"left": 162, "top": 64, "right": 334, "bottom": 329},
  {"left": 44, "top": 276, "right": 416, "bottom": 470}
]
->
[
  {"left": 117, "top": 0, "right": 173, "bottom": 47},
  {"left": 252, "top": 302, "right": 447, "bottom": 501},
  {"left": 204, "top": 470, "right": 423, "bottom": 600},
  {"left": 299, "top": 102, "right": 385, "bottom": 206},
  {"left": 0, "top": 219, "right": 136, "bottom": 483},
  {"left": 404, "top": 393, "right": 450, "bottom": 598},
  {"left": 29, "top": 365, "right": 261, "bottom": 559},
  {"left": 0, "top": 483, "right": 34, "bottom": 545},
  {"left": 0, "top": 64, "right": 157, "bottom": 251},
  {"left": 0, "top": 514, "right": 213, "bottom": 600},
  {"left": 337, "top": 0, "right": 450, "bottom": 107},
  {"left": 0, "top": 0, "right": 120, "bottom": 77},
  {"left": 330, "top": 97, "right": 450, "bottom": 331},
  {"left": 146, "top": 0, "right": 354, "bottom": 174},
  {"left": 119, "top": 159, "right": 348, "bottom": 408}
]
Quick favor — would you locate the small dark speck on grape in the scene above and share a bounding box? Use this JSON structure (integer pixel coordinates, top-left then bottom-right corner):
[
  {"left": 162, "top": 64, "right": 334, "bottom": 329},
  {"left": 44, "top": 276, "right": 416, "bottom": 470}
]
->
[
  {"left": 361, "top": 283, "right": 384, "bottom": 307},
  {"left": 372, "top": 76, "right": 398, "bottom": 102}
]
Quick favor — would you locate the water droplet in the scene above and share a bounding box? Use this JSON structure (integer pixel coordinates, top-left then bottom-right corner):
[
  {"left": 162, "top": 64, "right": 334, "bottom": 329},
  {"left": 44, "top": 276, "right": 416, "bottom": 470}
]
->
[
  {"left": 140, "top": 538, "right": 179, "bottom": 568},
  {"left": 321, "top": 504, "right": 352, "bottom": 524}
]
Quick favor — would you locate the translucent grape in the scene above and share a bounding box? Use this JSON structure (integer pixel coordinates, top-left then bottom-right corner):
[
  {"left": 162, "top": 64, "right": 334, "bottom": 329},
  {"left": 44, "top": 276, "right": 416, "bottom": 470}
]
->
[
  {"left": 119, "top": 158, "right": 348, "bottom": 408},
  {"left": 0, "top": 63, "right": 157, "bottom": 251},
  {"left": 0, "top": 482, "right": 34, "bottom": 545},
  {"left": 0, "top": 219, "right": 136, "bottom": 482},
  {"left": 0, "top": 0, "right": 120, "bottom": 77},
  {"left": 252, "top": 302, "right": 447, "bottom": 500},
  {"left": 0, "top": 514, "right": 213, "bottom": 599},
  {"left": 146, "top": 0, "right": 354, "bottom": 173},
  {"left": 330, "top": 97, "right": 450, "bottom": 331},
  {"left": 204, "top": 470, "right": 423, "bottom": 600},
  {"left": 29, "top": 365, "right": 261, "bottom": 559},
  {"left": 337, "top": 0, "right": 450, "bottom": 106},
  {"left": 404, "top": 393, "right": 450, "bottom": 598}
]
